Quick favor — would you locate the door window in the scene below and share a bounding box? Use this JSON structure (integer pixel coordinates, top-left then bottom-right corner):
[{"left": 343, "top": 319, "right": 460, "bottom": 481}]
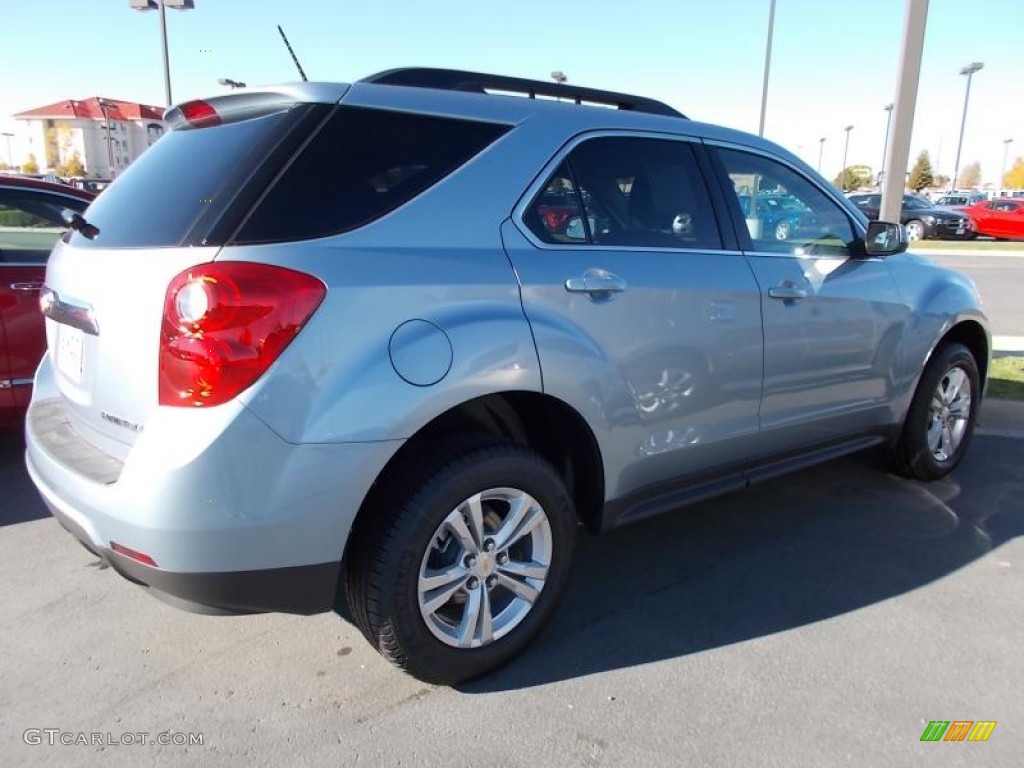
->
[
  {"left": 524, "top": 137, "right": 722, "bottom": 250},
  {"left": 0, "top": 191, "right": 87, "bottom": 264},
  {"left": 716, "top": 148, "right": 856, "bottom": 256}
]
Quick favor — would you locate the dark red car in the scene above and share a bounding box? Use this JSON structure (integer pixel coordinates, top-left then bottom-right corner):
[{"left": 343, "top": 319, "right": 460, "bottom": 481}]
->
[
  {"left": 962, "top": 198, "right": 1024, "bottom": 240},
  {"left": 0, "top": 176, "right": 94, "bottom": 426}
]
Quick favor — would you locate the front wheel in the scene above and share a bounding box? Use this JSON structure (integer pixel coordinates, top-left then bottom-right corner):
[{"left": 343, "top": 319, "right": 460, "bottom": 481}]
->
[
  {"left": 774, "top": 219, "right": 791, "bottom": 240},
  {"left": 905, "top": 219, "right": 926, "bottom": 241},
  {"left": 344, "top": 440, "right": 576, "bottom": 685},
  {"left": 888, "top": 342, "right": 980, "bottom": 480}
]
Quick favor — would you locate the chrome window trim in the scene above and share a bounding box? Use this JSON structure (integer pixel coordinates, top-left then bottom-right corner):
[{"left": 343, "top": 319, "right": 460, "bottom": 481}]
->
[{"left": 510, "top": 128, "right": 732, "bottom": 254}]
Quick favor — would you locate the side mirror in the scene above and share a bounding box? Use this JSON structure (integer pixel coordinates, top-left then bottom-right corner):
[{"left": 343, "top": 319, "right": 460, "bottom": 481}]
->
[{"left": 863, "top": 220, "right": 907, "bottom": 257}]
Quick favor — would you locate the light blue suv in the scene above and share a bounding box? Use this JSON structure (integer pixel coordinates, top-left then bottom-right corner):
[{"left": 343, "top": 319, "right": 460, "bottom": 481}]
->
[{"left": 25, "top": 69, "right": 989, "bottom": 684}]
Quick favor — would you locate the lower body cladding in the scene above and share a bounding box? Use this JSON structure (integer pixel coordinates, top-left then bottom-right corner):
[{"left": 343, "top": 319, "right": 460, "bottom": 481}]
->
[{"left": 25, "top": 388, "right": 400, "bottom": 616}]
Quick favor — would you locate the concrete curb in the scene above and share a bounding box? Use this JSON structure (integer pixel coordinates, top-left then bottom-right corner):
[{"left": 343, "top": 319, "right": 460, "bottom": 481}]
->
[{"left": 993, "top": 336, "right": 1024, "bottom": 354}]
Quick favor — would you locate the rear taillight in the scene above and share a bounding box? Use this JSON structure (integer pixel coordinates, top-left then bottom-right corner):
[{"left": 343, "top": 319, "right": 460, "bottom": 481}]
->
[{"left": 159, "top": 263, "right": 325, "bottom": 407}]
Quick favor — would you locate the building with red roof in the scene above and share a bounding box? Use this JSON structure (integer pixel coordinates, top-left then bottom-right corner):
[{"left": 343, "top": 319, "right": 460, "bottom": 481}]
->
[{"left": 12, "top": 97, "right": 166, "bottom": 177}]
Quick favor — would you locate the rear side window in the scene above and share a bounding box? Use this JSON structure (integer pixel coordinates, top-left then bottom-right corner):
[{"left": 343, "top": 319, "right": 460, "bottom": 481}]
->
[
  {"left": 526, "top": 137, "right": 722, "bottom": 250},
  {"left": 68, "top": 107, "right": 307, "bottom": 249},
  {"left": 234, "top": 107, "right": 510, "bottom": 243}
]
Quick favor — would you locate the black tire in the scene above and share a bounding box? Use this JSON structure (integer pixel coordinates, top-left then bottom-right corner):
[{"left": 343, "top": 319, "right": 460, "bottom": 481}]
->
[
  {"left": 888, "top": 342, "right": 980, "bottom": 480},
  {"left": 343, "top": 439, "right": 575, "bottom": 685}
]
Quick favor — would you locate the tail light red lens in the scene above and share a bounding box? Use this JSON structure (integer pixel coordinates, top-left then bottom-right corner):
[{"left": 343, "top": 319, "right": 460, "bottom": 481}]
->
[
  {"left": 179, "top": 99, "right": 221, "bottom": 128},
  {"left": 159, "top": 262, "right": 325, "bottom": 407}
]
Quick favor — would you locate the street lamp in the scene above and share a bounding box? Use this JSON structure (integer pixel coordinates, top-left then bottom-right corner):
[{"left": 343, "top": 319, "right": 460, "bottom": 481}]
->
[
  {"left": 1000, "top": 138, "right": 1014, "bottom": 196},
  {"left": 950, "top": 61, "right": 983, "bottom": 191},
  {"left": 880, "top": 103, "right": 894, "bottom": 183},
  {"left": 758, "top": 0, "right": 777, "bottom": 137},
  {"left": 98, "top": 100, "right": 117, "bottom": 176},
  {"left": 841, "top": 125, "right": 854, "bottom": 191},
  {"left": 128, "top": 0, "right": 195, "bottom": 107},
  {"left": 218, "top": 77, "right": 246, "bottom": 89},
  {"left": 817, "top": 137, "right": 826, "bottom": 173},
  {"left": 0, "top": 132, "right": 13, "bottom": 170}
]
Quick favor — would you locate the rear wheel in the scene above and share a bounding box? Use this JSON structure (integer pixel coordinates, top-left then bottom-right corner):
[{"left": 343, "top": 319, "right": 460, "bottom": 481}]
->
[
  {"left": 905, "top": 219, "right": 925, "bottom": 241},
  {"left": 344, "top": 440, "right": 575, "bottom": 685},
  {"left": 888, "top": 342, "right": 980, "bottom": 480}
]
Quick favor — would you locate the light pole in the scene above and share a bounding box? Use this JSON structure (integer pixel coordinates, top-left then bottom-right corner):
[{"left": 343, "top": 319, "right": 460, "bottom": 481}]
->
[
  {"left": 950, "top": 61, "right": 983, "bottom": 191},
  {"left": 1, "top": 132, "right": 13, "bottom": 170},
  {"left": 128, "top": 0, "right": 195, "bottom": 107},
  {"left": 999, "top": 138, "right": 1013, "bottom": 196},
  {"left": 817, "top": 137, "right": 826, "bottom": 173},
  {"left": 841, "top": 125, "right": 854, "bottom": 191},
  {"left": 758, "top": 0, "right": 777, "bottom": 137},
  {"left": 880, "top": 103, "right": 894, "bottom": 183},
  {"left": 98, "top": 100, "right": 116, "bottom": 177},
  {"left": 218, "top": 77, "right": 246, "bottom": 89}
]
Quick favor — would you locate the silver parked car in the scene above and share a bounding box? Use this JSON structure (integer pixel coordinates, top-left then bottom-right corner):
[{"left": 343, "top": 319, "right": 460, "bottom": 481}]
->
[{"left": 26, "top": 69, "right": 990, "bottom": 685}]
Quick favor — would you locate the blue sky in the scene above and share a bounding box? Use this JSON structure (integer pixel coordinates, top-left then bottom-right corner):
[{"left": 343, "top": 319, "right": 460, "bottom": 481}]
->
[{"left": 2, "top": 0, "right": 1021, "bottom": 184}]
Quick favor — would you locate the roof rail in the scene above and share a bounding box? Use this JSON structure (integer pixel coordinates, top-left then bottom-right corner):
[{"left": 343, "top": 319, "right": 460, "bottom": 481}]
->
[{"left": 359, "top": 68, "right": 686, "bottom": 119}]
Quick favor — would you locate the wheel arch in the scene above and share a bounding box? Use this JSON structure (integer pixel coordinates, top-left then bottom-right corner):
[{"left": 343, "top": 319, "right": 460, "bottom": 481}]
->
[
  {"left": 345, "top": 391, "right": 606, "bottom": 567},
  {"left": 934, "top": 319, "right": 990, "bottom": 392}
]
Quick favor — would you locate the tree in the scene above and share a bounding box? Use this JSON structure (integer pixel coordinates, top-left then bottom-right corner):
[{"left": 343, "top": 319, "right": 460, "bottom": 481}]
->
[
  {"left": 21, "top": 153, "right": 39, "bottom": 174},
  {"left": 933, "top": 174, "right": 951, "bottom": 189},
  {"left": 832, "top": 164, "right": 872, "bottom": 191},
  {"left": 908, "top": 150, "right": 934, "bottom": 191},
  {"left": 1004, "top": 157, "right": 1024, "bottom": 190},
  {"left": 956, "top": 161, "right": 981, "bottom": 189},
  {"left": 58, "top": 152, "right": 85, "bottom": 177}
]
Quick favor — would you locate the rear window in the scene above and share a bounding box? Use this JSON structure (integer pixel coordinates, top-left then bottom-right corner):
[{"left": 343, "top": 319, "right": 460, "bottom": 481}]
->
[
  {"left": 233, "top": 107, "right": 510, "bottom": 243},
  {"left": 69, "top": 106, "right": 312, "bottom": 249}
]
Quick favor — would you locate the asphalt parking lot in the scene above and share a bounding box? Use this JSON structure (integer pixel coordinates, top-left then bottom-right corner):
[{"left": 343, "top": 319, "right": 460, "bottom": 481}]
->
[{"left": 1, "top": 396, "right": 1022, "bottom": 766}]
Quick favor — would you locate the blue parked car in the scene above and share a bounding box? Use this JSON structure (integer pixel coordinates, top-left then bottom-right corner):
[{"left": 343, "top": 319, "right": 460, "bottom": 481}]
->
[{"left": 26, "top": 68, "right": 989, "bottom": 684}]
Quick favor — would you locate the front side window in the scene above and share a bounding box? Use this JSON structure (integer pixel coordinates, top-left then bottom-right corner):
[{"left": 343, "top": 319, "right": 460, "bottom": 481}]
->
[
  {"left": 716, "top": 147, "right": 856, "bottom": 256},
  {"left": 524, "top": 136, "right": 722, "bottom": 250},
  {"left": 0, "top": 190, "right": 87, "bottom": 263}
]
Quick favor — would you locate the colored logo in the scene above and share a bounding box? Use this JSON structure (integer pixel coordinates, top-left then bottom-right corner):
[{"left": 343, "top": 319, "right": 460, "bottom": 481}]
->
[{"left": 920, "top": 721, "right": 997, "bottom": 742}]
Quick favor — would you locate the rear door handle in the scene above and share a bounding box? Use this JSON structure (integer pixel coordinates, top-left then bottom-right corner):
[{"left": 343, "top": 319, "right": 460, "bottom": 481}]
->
[
  {"left": 10, "top": 281, "right": 44, "bottom": 292},
  {"left": 767, "top": 285, "right": 807, "bottom": 300},
  {"left": 565, "top": 271, "right": 628, "bottom": 295}
]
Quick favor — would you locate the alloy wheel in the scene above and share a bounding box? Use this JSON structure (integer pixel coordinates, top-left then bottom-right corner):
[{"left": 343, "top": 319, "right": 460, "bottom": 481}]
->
[
  {"left": 418, "top": 488, "right": 552, "bottom": 648},
  {"left": 926, "top": 365, "right": 972, "bottom": 462}
]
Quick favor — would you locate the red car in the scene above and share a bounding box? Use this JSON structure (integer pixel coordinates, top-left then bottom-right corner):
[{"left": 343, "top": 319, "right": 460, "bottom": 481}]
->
[
  {"left": 962, "top": 198, "right": 1024, "bottom": 240},
  {"left": 0, "top": 176, "right": 95, "bottom": 427}
]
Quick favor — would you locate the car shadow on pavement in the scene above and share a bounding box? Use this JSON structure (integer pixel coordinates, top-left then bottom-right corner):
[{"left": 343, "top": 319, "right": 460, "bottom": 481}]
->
[
  {"left": 0, "top": 431, "right": 50, "bottom": 527},
  {"left": 464, "top": 433, "right": 1024, "bottom": 692}
]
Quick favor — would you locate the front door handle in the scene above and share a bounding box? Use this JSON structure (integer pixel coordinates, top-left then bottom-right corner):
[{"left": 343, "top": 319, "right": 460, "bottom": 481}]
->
[
  {"left": 768, "top": 285, "right": 807, "bottom": 300},
  {"left": 10, "top": 281, "right": 44, "bottom": 292},
  {"left": 565, "top": 270, "right": 628, "bottom": 295}
]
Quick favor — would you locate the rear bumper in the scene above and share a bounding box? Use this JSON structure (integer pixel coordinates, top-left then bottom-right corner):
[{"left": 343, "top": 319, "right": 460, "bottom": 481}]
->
[
  {"left": 25, "top": 365, "right": 402, "bottom": 614},
  {"left": 47, "top": 500, "right": 339, "bottom": 614}
]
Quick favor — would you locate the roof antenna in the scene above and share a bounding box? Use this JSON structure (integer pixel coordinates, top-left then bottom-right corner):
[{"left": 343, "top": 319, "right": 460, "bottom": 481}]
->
[{"left": 277, "top": 25, "right": 308, "bottom": 82}]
